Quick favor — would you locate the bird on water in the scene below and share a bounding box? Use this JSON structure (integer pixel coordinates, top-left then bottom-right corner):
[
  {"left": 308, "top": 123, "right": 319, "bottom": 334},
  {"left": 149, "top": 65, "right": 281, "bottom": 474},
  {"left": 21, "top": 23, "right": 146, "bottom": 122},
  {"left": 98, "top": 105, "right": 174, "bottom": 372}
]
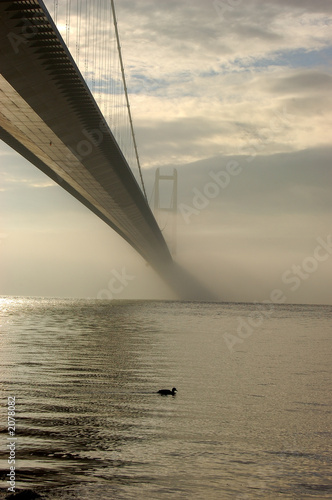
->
[{"left": 157, "top": 387, "right": 177, "bottom": 396}]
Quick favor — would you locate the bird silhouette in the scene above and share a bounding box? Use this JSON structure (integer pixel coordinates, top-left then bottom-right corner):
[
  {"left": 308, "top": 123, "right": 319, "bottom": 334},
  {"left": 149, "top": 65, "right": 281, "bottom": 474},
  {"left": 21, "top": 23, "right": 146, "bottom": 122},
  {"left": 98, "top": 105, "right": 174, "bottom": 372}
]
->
[{"left": 157, "top": 387, "right": 177, "bottom": 396}]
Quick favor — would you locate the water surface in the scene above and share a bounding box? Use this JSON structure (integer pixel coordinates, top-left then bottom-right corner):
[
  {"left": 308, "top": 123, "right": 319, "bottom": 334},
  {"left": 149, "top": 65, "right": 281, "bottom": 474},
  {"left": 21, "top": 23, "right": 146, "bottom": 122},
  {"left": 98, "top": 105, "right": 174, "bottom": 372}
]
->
[{"left": 0, "top": 298, "right": 331, "bottom": 498}]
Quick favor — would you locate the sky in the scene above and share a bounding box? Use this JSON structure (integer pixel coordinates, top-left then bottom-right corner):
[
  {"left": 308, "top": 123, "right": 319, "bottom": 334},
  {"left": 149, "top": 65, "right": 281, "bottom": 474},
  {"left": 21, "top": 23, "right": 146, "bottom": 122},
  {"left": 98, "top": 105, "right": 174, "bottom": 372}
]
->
[{"left": 0, "top": 0, "right": 331, "bottom": 303}]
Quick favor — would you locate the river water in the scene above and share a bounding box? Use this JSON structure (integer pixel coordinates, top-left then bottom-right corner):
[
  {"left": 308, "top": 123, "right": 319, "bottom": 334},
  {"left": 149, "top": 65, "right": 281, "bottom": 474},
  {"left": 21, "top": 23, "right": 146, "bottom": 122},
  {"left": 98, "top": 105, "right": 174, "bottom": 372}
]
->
[{"left": 0, "top": 298, "right": 331, "bottom": 499}]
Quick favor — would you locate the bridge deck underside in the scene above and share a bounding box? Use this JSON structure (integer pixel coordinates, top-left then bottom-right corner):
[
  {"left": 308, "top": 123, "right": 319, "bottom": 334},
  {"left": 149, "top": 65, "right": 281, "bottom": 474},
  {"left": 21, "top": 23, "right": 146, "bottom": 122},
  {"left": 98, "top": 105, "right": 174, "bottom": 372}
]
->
[{"left": 0, "top": 0, "right": 172, "bottom": 269}]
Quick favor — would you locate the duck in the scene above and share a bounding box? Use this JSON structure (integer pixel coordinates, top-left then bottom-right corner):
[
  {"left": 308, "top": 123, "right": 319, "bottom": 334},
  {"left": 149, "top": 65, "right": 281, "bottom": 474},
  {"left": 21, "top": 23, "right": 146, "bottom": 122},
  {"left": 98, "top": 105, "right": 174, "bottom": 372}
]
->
[{"left": 157, "top": 387, "right": 177, "bottom": 396}]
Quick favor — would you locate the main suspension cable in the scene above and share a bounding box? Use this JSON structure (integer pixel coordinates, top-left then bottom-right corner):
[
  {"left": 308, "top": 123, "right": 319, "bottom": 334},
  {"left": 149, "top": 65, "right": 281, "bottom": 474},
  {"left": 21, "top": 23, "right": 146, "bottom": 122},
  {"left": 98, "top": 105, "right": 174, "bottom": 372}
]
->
[{"left": 110, "top": 0, "right": 148, "bottom": 202}]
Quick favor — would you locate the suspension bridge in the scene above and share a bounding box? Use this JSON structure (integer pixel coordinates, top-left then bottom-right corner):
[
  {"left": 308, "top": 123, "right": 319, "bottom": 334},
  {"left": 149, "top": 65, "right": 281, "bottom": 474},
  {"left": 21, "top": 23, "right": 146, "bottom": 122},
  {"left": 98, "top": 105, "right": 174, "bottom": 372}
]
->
[{"left": 0, "top": 0, "right": 216, "bottom": 300}]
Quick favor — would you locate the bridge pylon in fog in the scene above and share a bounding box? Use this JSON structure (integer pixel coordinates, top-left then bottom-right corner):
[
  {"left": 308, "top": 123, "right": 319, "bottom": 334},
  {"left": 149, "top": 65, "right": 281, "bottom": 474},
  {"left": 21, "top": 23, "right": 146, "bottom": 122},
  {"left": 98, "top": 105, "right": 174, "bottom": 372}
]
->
[{"left": 154, "top": 168, "right": 178, "bottom": 256}]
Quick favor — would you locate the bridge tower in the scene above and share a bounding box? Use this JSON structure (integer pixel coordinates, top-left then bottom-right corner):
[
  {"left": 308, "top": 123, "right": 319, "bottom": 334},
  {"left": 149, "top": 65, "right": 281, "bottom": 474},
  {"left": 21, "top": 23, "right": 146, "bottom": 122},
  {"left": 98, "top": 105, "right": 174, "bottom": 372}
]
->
[{"left": 154, "top": 168, "right": 178, "bottom": 255}]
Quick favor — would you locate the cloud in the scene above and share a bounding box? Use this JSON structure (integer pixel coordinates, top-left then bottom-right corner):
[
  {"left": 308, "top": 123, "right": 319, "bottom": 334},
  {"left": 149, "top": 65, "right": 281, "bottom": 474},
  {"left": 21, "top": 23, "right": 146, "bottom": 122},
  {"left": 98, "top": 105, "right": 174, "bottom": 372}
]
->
[
  {"left": 173, "top": 146, "right": 332, "bottom": 216},
  {"left": 0, "top": 151, "right": 56, "bottom": 190},
  {"left": 1, "top": 175, "right": 55, "bottom": 189},
  {"left": 266, "top": 0, "right": 332, "bottom": 14},
  {"left": 265, "top": 70, "right": 332, "bottom": 93},
  {"left": 40, "top": 0, "right": 331, "bottom": 170}
]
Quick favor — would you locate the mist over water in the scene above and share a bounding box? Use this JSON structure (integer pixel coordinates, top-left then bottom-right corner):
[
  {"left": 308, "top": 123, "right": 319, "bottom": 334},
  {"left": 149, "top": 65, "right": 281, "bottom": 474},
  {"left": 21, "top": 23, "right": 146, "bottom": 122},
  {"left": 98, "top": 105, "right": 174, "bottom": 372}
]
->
[
  {"left": 0, "top": 298, "right": 331, "bottom": 499},
  {"left": 156, "top": 260, "right": 219, "bottom": 302}
]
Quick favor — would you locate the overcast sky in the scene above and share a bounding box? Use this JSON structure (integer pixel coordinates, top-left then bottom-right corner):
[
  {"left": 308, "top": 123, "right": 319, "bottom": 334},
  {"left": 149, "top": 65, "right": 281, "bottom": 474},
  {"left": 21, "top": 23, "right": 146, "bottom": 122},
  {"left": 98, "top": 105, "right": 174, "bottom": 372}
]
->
[{"left": 1, "top": 0, "right": 331, "bottom": 303}]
